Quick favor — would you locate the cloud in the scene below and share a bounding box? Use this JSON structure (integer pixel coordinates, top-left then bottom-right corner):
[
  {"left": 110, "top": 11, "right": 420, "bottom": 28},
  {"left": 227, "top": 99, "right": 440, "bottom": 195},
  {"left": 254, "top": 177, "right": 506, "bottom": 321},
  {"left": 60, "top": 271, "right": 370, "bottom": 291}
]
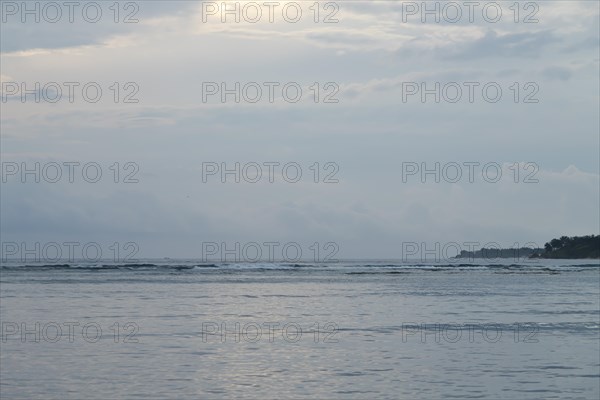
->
[
  {"left": 542, "top": 66, "right": 573, "bottom": 81},
  {"left": 444, "top": 29, "right": 558, "bottom": 59},
  {"left": 1, "top": 1, "right": 599, "bottom": 257},
  {"left": 0, "top": 1, "right": 196, "bottom": 53}
]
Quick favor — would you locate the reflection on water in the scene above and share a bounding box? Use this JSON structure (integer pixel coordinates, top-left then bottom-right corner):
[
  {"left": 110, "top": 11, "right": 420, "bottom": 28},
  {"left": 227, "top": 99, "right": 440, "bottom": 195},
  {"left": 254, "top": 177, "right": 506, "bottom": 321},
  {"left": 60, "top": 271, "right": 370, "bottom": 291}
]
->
[{"left": 1, "top": 260, "right": 599, "bottom": 399}]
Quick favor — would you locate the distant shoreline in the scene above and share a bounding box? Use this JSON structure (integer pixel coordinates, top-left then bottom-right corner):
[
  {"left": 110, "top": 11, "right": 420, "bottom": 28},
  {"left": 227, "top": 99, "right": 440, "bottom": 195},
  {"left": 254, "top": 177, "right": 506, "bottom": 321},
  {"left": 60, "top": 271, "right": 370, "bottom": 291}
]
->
[
  {"left": 453, "top": 255, "right": 600, "bottom": 260},
  {"left": 454, "top": 235, "right": 600, "bottom": 260}
]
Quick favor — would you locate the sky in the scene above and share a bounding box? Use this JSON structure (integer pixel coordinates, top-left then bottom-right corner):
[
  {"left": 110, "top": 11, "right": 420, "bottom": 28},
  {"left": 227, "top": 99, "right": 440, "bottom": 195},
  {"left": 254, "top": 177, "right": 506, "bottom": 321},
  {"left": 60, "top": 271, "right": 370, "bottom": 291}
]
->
[{"left": 1, "top": 0, "right": 599, "bottom": 260}]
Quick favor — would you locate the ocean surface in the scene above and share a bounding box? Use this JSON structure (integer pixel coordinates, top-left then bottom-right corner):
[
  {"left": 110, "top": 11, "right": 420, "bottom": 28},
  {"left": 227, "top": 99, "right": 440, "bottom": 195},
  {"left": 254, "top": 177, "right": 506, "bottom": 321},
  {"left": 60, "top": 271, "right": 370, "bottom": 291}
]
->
[{"left": 1, "top": 259, "right": 599, "bottom": 399}]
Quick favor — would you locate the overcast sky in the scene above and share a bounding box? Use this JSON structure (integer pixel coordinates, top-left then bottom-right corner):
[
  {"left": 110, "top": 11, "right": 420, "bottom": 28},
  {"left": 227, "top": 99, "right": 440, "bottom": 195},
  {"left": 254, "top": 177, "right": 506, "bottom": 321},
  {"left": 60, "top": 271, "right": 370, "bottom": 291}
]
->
[{"left": 1, "top": 1, "right": 599, "bottom": 260}]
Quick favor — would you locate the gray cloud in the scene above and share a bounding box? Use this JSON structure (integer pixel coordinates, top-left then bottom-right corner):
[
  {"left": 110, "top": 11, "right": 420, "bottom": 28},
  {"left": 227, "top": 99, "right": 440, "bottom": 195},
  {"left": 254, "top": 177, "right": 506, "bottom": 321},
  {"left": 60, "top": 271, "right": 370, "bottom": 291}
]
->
[
  {"left": 1, "top": 1, "right": 599, "bottom": 258},
  {"left": 445, "top": 29, "right": 558, "bottom": 59}
]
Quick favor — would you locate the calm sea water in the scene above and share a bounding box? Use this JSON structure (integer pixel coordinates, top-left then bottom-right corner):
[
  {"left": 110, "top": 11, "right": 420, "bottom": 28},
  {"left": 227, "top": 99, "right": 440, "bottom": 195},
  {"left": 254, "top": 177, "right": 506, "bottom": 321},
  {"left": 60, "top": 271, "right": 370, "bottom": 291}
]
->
[{"left": 1, "top": 259, "right": 599, "bottom": 399}]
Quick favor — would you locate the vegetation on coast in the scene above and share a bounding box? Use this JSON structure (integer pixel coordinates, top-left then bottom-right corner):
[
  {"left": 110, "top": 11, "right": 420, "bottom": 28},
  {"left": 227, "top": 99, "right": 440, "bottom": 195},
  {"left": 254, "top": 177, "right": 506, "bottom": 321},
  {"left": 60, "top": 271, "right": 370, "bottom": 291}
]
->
[
  {"left": 531, "top": 235, "right": 599, "bottom": 259},
  {"left": 455, "top": 235, "right": 599, "bottom": 259}
]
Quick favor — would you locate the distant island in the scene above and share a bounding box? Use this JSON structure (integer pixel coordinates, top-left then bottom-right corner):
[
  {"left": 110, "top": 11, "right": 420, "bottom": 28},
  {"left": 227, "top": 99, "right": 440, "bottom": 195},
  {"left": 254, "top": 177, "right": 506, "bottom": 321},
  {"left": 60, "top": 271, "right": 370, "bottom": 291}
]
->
[
  {"left": 455, "top": 235, "right": 599, "bottom": 259},
  {"left": 455, "top": 247, "right": 543, "bottom": 259},
  {"left": 531, "top": 235, "right": 599, "bottom": 259}
]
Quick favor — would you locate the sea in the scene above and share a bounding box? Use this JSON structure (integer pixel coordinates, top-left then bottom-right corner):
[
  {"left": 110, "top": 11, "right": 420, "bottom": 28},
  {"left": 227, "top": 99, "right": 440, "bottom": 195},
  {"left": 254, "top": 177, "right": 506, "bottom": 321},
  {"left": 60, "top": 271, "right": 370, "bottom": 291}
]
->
[{"left": 1, "top": 259, "right": 599, "bottom": 399}]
